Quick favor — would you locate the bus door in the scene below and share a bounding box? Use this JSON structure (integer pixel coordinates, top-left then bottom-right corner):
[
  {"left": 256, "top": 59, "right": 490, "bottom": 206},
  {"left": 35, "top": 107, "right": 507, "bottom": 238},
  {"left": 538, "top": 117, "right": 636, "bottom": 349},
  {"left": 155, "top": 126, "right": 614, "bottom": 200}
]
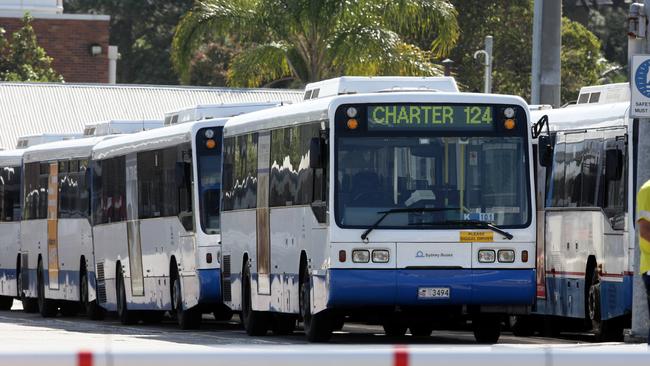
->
[
  {"left": 47, "top": 162, "right": 59, "bottom": 290},
  {"left": 125, "top": 154, "right": 144, "bottom": 296},
  {"left": 256, "top": 132, "right": 271, "bottom": 295}
]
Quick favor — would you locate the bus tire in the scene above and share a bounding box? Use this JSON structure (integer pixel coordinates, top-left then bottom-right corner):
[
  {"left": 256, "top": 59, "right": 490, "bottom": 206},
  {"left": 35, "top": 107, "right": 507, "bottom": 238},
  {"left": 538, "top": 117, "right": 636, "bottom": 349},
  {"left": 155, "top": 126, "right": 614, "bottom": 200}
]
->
[
  {"left": 0, "top": 296, "right": 13, "bottom": 310},
  {"left": 300, "top": 269, "right": 332, "bottom": 342},
  {"left": 116, "top": 269, "right": 137, "bottom": 325},
  {"left": 37, "top": 259, "right": 58, "bottom": 318},
  {"left": 172, "top": 275, "right": 201, "bottom": 330},
  {"left": 241, "top": 264, "right": 268, "bottom": 336},
  {"left": 473, "top": 315, "right": 501, "bottom": 344},
  {"left": 588, "top": 270, "right": 623, "bottom": 341},
  {"left": 383, "top": 322, "right": 408, "bottom": 337},
  {"left": 272, "top": 314, "right": 296, "bottom": 335},
  {"left": 81, "top": 271, "right": 104, "bottom": 320}
]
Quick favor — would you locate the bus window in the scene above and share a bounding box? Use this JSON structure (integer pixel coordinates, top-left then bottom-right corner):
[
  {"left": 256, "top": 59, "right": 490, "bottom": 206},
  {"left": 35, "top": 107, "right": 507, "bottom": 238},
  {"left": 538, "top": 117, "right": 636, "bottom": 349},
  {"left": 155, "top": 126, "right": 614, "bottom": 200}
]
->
[{"left": 0, "top": 166, "right": 21, "bottom": 221}]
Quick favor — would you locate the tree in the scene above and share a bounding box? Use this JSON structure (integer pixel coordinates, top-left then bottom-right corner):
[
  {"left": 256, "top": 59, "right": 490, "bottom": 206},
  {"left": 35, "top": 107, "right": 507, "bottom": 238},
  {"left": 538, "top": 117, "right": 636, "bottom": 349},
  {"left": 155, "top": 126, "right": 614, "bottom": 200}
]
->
[
  {"left": 65, "top": 0, "right": 193, "bottom": 84},
  {"left": 449, "top": 0, "right": 605, "bottom": 104},
  {"left": 0, "top": 14, "right": 63, "bottom": 82},
  {"left": 172, "top": 0, "right": 459, "bottom": 87}
]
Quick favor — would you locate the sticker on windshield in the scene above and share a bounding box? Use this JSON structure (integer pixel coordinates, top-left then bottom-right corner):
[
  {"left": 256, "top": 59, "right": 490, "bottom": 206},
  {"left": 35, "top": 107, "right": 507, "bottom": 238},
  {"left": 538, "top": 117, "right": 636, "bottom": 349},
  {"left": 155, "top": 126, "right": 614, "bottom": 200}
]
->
[
  {"left": 463, "top": 212, "right": 495, "bottom": 221},
  {"left": 460, "top": 231, "right": 494, "bottom": 242}
]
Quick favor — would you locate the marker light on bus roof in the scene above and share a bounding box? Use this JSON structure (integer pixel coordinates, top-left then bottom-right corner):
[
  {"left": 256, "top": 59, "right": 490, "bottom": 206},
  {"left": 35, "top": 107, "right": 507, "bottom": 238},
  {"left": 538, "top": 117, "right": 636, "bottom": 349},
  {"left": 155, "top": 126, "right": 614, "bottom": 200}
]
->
[
  {"left": 346, "top": 107, "right": 358, "bottom": 118},
  {"left": 504, "top": 107, "right": 515, "bottom": 118},
  {"left": 206, "top": 139, "right": 216, "bottom": 149},
  {"left": 204, "top": 129, "right": 215, "bottom": 139},
  {"left": 347, "top": 118, "right": 359, "bottom": 130},
  {"left": 504, "top": 119, "right": 516, "bottom": 130}
]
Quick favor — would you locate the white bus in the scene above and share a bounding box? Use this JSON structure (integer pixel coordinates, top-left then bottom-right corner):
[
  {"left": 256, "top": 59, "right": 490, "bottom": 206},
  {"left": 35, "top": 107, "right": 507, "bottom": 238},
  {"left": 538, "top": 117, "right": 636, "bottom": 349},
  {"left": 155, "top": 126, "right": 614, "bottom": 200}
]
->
[
  {"left": 0, "top": 150, "right": 25, "bottom": 310},
  {"left": 20, "top": 137, "right": 112, "bottom": 318},
  {"left": 520, "top": 84, "right": 633, "bottom": 340},
  {"left": 90, "top": 102, "right": 282, "bottom": 329},
  {"left": 83, "top": 120, "right": 164, "bottom": 137},
  {"left": 164, "top": 102, "right": 287, "bottom": 126},
  {"left": 220, "top": 77, "right": 537, "bottom": 342}
]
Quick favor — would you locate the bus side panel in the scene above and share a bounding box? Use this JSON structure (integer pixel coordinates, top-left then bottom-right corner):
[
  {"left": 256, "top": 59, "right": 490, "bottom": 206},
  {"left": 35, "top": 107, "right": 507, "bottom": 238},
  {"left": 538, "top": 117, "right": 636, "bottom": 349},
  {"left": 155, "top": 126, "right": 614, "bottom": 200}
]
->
[
  {"left": 92, "top": 222, "right": 129, "bottom": 311},
  {"left": 0, "top": 223, "right": 20, "bottom": 298},
  {"left": 129, "top": 217, "right": 181, "bottom": 310},
  {"left": 20, "top": 219, "right": 47, "bottom": 299},
  {"left": 267, "top": 206, "right": 323, "bottom": 314},
  {"left": 56, "top": 218, "right": 93, "bottom": 301},
  {"left": 221, "top": 209, "right": 256, "bottom": 312}
]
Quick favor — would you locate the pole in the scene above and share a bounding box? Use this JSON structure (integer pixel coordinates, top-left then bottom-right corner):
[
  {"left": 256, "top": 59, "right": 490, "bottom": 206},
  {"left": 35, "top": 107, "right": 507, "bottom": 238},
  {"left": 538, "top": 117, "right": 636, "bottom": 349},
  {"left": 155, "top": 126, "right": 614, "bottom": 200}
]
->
[
  {"left": 108, "top": 45, "right": 119, "bottom": 84},
  {"left": 531, "top": 0, "right": 543, "bottom": 104},
  {"left": 485, "top": 36, "right": 493, "bottom": 93},
  {"left": 629, "top": 1, "right": 650, "bottom": 343}
]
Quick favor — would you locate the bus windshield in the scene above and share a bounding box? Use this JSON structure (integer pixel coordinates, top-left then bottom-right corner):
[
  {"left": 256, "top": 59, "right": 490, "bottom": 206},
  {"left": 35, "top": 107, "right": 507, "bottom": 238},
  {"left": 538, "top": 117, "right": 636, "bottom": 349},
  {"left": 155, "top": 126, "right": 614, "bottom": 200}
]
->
[
  {"left": 335, "top": 135, "right": 530, "bottom": 229},
  {"left": 197, "top": 128, "right": 222, "bottom": 234}
]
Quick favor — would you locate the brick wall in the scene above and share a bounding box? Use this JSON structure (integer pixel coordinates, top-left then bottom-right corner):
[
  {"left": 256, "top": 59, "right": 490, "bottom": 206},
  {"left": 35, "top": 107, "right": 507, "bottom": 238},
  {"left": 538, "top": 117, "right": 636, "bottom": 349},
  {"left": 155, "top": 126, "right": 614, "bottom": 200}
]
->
[{"left": 0, "top": 17, "right": 109, "bottom": 83}]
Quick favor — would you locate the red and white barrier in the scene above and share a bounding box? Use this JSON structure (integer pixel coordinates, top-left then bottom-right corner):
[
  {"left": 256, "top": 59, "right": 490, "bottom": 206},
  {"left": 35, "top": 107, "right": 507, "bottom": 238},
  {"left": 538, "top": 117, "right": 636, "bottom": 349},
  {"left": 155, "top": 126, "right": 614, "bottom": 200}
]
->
[{"left": 0, "top": 344, "right": 648, "bottom": 366}]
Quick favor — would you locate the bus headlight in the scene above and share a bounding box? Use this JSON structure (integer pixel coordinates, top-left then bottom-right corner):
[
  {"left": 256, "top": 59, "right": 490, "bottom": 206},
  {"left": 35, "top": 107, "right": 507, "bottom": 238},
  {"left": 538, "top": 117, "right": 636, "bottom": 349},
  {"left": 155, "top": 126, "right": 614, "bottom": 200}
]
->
[
  {"left": 478, "top": 250, "right": 495, "bottom": 263},
  {"left": 372, "top": 250, "right": 389, "bottom": 263},
  {"left": 352, "top": 249, "right": 370, "bottom": 263},
  {"left": 498, "top": 250, "right": 515, "bottom": 263}
]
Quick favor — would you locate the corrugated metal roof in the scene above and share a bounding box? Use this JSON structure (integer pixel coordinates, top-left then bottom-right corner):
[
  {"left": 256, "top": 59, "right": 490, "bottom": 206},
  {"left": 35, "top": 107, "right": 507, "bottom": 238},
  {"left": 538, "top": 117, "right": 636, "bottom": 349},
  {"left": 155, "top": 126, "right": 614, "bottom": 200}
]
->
[{"left": 0, "top": 82, "right": 303, "bottom": 149}]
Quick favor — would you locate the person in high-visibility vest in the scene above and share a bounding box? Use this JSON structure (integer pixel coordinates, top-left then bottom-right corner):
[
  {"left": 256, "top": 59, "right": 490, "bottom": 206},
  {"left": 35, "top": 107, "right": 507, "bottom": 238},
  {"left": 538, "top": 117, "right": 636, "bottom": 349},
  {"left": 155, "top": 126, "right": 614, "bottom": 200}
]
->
[{"left": 638, "top": 179, "right": 650, "bottom": 344}]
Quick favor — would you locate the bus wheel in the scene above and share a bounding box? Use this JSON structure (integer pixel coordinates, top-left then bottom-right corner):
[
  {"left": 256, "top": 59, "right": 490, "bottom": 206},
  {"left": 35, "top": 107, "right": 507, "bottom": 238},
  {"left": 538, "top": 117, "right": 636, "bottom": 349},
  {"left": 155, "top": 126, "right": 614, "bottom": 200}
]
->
[
  {"left": 116, "top": 270, "right": 137, "bottom": 325},
  {"left": 473, "top": 315, "right": 501, "bottom": 344},
  {"left": 588, "top": 271, "right": 623, "bottom": 341},
  {"left": 383, "top": 322, "right": 408, "bottom": 337},
  {"left": 18, "top": 269, "right": 38, "bottom": 313},
  {"left": 0, "top": 296, "right": 12, "bottom": 310},
  {"left": 300, "top": 269, "right": 332, "bottom": 342},
  {"left": 37, "top": 260, "right": 57, "bottom": 318},
  {"left": 81, "top": 271, "right": 104, "bottom": 320},
  {"left": 272, "top": 314, "right": 296, "bottom": 335},
  {"left": 241, "top": 265, "right": 268, "bottom": 336},
  {"left": 409, "top": 324, "right": 433, "bottom": 337},
  {"left": 172, "top": 275, "right": 200, "bottom": 330}
]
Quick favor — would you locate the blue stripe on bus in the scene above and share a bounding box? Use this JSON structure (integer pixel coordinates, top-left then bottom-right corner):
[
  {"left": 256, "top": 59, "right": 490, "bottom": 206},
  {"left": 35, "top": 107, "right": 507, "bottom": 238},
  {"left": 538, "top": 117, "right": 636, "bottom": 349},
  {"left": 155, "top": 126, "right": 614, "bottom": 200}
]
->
[
  {"left": 327, "top": 268, "right": 536, "bottom": 307},
  {"left": 197, "top": 268, "right": 221, "bottom": 303},
  {"left": 533, "top": 275, "right": 632, "bottom": 320}
]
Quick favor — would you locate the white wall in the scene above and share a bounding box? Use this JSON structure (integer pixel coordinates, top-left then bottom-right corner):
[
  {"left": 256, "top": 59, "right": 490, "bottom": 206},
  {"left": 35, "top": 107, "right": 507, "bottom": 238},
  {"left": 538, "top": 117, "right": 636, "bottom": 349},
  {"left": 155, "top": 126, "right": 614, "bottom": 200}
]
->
[{"left": 0, "top": 0, "right": 63, "bottom": 14}]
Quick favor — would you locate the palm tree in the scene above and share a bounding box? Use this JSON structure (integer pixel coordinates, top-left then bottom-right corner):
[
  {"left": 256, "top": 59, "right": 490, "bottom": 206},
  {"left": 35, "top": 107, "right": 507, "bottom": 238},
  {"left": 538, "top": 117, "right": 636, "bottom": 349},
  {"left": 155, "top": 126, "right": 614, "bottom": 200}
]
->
[{"left": 172, "top": 0, "right": 459, "bottom": 87}]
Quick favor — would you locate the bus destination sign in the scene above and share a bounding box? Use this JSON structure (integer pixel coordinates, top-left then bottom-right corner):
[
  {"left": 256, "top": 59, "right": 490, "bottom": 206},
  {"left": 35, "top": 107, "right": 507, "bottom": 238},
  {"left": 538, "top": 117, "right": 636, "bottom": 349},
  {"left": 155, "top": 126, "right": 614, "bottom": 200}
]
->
[{"left": 367, "top": 104, "right": 494, "bottom": 131}]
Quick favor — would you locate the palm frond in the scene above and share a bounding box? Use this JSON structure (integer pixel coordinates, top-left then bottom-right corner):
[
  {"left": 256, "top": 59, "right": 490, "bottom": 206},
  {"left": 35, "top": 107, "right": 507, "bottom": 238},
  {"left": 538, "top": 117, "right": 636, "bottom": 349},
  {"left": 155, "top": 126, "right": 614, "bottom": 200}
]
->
[
  {"left": 329, "top": 25, "right": 441, "bottom": 77},
  {"left": 375, "top": 0, "right": 459, "bottom": 57},
  {"left": 227, "top": 42, "right": 293, "bottom": 87},
  {"left": 171, "top": 0, "right": 262, "bottom": 83}
]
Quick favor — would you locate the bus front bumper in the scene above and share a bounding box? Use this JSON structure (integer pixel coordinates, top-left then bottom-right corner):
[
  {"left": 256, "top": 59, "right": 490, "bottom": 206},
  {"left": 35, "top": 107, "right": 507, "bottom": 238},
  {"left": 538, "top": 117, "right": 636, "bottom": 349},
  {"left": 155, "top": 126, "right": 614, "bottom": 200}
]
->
[{"left": 326, "top": 268, "right": 535, "bottom": 307}]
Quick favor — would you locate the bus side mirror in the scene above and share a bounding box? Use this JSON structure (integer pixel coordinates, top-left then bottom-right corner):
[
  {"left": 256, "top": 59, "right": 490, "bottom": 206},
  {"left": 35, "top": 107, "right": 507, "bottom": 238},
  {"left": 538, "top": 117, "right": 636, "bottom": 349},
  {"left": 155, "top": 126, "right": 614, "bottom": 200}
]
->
[
  {"left": 538, "top": 135, "right": 553, "bottom": 168},
  {"left": 309, "top": 137, "right": 323, "bottom": 169},
  {"left": 605, "top": 149, "right": 623, "bottom": 181}
]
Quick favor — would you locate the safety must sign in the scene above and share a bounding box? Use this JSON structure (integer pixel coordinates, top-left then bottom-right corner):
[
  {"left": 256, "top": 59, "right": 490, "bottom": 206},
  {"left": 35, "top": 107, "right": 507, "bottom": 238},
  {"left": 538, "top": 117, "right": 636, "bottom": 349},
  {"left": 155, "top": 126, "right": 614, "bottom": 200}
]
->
[{"left": 631, "top": 55, "right": 650, "bottom": 118}]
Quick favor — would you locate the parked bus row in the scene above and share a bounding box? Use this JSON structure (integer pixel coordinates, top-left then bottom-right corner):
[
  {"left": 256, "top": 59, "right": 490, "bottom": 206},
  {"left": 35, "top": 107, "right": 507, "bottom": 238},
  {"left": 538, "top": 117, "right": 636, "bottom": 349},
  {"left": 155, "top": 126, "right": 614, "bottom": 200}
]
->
[{"left": 0, "top": 77, "right": 540, "bottom": 343}]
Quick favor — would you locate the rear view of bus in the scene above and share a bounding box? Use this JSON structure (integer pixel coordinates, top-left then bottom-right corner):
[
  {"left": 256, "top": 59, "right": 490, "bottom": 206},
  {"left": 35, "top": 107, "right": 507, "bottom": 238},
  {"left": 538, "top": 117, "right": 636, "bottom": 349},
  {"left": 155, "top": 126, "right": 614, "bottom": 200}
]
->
[{"left": 221, "top": 77, "right": 536, "bottom": 343}]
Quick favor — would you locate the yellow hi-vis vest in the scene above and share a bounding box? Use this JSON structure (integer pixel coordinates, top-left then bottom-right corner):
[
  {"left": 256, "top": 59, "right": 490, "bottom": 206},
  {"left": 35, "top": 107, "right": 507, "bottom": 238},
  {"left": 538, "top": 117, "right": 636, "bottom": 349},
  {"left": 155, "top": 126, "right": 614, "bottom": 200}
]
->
[{"left": 637, "top": 180, "right": 650, "bottom": 274}]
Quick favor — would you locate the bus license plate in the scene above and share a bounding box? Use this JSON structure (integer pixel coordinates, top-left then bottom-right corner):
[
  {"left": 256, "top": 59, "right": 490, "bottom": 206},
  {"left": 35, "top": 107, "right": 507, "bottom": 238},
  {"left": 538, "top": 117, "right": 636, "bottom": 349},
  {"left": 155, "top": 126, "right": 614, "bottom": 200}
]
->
[{"left": 418, "top": 287, "right": 450, "bottom": 299}]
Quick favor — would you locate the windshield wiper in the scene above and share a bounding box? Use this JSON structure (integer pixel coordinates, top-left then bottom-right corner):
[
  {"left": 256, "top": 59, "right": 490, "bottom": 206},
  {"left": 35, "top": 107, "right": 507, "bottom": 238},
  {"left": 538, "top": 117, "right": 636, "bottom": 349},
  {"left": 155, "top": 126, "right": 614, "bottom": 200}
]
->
[
  {"left": 409, "top": 219, "right": 514, "bottom": 240},
  {"left": 360, "top": 207, "right": 460, "bottom": 241}
]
